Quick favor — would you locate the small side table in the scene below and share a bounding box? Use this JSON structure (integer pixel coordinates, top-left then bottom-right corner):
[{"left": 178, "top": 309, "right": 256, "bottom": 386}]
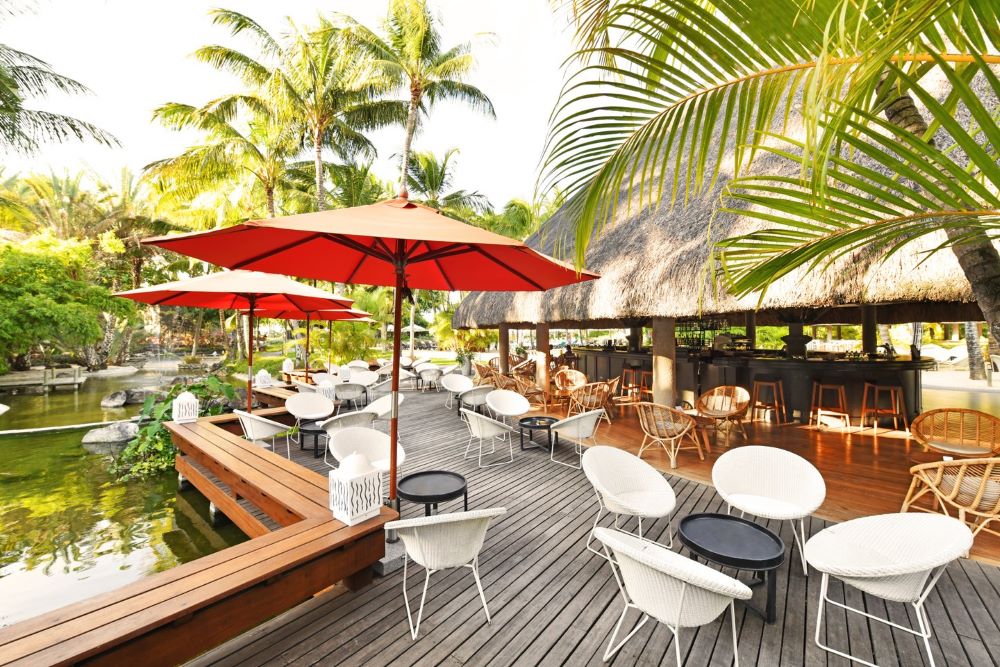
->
[
  {"left": 299, "top": 422, "right": 327, "bottom": 458},
  {"left": 678, "top": 513, "right": 785, "bottom": 623},
  {"left": 519, "top": 416, "right": 559, "bottom": 451},
  {"left": 397, "top": 470, "right": 468, "bottom": 516}
]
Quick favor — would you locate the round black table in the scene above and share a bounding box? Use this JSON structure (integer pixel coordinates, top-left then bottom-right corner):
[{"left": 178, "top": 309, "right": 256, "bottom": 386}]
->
[
  {"left": 299, "top": 422, "right": 327, "bottom": 458},
  {"left": 396, "top": 470, "right": 468, "bottom": 516},
  {"left": 519, "top": 416, "right": 559, "bottom": 451},
  {"left": 678, "top": 513, "right": 785, "bottom": 623}
]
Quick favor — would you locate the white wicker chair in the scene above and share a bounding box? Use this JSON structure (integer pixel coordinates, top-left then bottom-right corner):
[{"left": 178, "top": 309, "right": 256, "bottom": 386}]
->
[
  {"left": 292, "top": 380, "right": 316, "bottom": 393},
  {"left": 311, "top": 372, "right": 335, "bottom": 385},
  {"left": 418, "top": 366, "right": 443, "bottom": 392},
  {"left": 347, "top": 359, "right": 369, "bottom": 369},
  {"left": 386, "top": 507, "right": 507, "bottom": 639},
  {"left": 362, "top": 394, "right": 405, "bottom": 431},
  {"left": 582, "top": 446, "right": 677, "bottom": 555},
  {"left": 319, "top": 411, "right": 378, "bottom": 468},
  {"left": 805, "top": 513, "right": 973, "bottom": 667},
  {"left": 234, "top": 410, "right": 290, "bottom": 458},
  {"left": 485, "top": 389, "right": 529, "bottom": 425},
  {"left": 549, "top": 409, "right": 604, "bottom": 469},
  {"left": 461, "top": 408, "right": 514, "bottom": 468},
  {"left": 458, "top": 385, "right": 493, "bottom": 415},
  {"left": 442, "top": 374, "right": 474, "bottom": 410},
  {"left": 314, "top": 380, "right": 338, "bottom": 403},
  {"left": 328, "top": 426, "right": 406, "bottom": 500},
  {"left": 712, "top": 446, "right": 826, "bottom": 574},
  {"left": 594, "top": 527, "right": 751, "bottom": 665},
  {"left": 335, "top": 382, "right": 366, "bottom": 411},
  {"left": 285, "top": 392, "right": 335, "bottom": 446}
]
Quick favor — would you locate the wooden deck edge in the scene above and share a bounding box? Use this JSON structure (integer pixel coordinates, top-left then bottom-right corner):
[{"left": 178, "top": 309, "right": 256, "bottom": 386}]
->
[{"left": 176, "top": 455, "right": 270, "bottom": 538}]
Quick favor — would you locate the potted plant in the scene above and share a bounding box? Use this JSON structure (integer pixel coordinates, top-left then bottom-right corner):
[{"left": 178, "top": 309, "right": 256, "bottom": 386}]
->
[{"left": 455, "top": 349, "right": 473, "bottom": 376}]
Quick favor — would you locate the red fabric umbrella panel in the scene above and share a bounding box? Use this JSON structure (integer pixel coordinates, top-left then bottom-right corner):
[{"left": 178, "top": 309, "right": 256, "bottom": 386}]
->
[
  {"left": 144, "top": 196, "right": 599, "bottom": 499},
  {"left": 117, "top": 270, "right": 353, "bottom": 411}
]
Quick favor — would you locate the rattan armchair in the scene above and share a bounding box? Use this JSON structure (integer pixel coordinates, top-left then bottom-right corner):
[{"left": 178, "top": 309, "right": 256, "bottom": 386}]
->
[
  {"left": 902, "top": 456, "right": 1000, "bottom": 538},
  {"left": 568, "top": 382, "right": 613, "bottom": 425},
  {"left": 635, "top": 402, "right": 702, "bottom": 468},
  {"left": 696, "top": 385, "right": 750, "bottom": 442},
  {"left": 472, "top": 361, "right": 496, "bottom": 387},
  {"left": 553, "top": 368, "right": 587, "bottom": 413},
  {"left": 910, "top": 408, "right": 1000, "bottom": 457},
  {"left": 513, "top": 375, "right": 548, "bottom": 409}
]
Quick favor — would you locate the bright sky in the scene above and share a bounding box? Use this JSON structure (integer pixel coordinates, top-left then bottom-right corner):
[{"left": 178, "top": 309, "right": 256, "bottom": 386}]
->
[{"left": 1, "top": 0, "right": 575, "bottom": 206}]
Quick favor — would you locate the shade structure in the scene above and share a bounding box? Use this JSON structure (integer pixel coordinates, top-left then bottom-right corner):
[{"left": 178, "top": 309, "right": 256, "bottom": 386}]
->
[
  {"left": 248, "top": 308, "right": 372, "bottom": 377},
  {"left": 117, "top": 270, "right": 353, "bottom": 412},
  {"left": 143, "top": 196, "right": 599, "bottom": 500}
]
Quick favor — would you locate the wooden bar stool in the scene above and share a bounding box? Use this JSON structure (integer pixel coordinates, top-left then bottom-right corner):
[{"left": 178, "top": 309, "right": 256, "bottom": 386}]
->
[
  {"left": 860, "top": 380, "right": 909, "bottom": 432},
  {"left": 810, "top": 379, "right": 850, "bottom": 428},
  {"left": 619, "top": 367, "right": 642, "bottom": 404},
  {"left": 639, "top": 371, "right": 654, "bottom": 401},
  {"left": 751, "top": 375, "right": 787, "bottom": 424}
]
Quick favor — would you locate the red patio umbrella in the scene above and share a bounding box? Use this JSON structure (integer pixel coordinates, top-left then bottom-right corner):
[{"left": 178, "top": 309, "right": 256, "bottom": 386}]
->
[
  {"left": 117, "top": 270, "right": 353, "bottom": 412},
  {"left": 248, "top": 308, "right": 372, "bottom": 377},
  {"left": 143, "top": 196, "right": 599, "bottom": 500}
]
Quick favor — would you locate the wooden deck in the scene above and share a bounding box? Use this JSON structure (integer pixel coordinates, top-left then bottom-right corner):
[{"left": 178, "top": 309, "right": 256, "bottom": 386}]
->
[{"left": 190, "top": 388, "right": 1000, "bottom": 667}]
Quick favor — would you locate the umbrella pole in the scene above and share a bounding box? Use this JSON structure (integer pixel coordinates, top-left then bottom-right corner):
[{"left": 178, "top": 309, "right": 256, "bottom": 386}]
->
[
  {"left": 327, "top": 321, "right": 333, "bottom": 371},
  {"left": 305, "top": 313, "right": 311, "bottom": 382},
  {"left": 246, "top": 303, "right": 255, "bottom": 413},
  {"left": 389, "top": 267, "right": 403, "bottom": 504}
]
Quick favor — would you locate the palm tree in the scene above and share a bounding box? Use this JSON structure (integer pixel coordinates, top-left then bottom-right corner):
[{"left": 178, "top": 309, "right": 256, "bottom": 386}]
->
[
  {"left": 546, "top": 1, "right": 1000, "bottom": 344},
  {"left": 339, "top": 0, "right": 495, "bottom": 191},
  {"left": 195, "top": 9, "right": 405, "bottom": 211},
  {"left": 3, "top": 171, "right": 99, "bottom": 238},
  {"left": 146, "top": 101, "right": 298, "bottom": 218},
  {"left": 327, "top": 160, "right": 393, "bottom": 208},
  {"left": 478, "top": 189, "right": 566, "bottom": 240},
  {"left": 406, "top": 148, "right": 490, "bottom": 215}
]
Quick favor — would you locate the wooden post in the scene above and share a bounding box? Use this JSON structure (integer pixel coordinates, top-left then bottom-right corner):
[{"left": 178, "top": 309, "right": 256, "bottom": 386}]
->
[
  {"left": 498, "top": 324, "right": 510, "bottom": 374},
  {"left": 652, "top": 317, "right": 676, "bottom": 406},
  {"left": 744, "top": 311, "right": 757, "bottom": 349},
  {"left": 862, "top": 305, "right": 877, "bottom": 354},
  {"left": 535, "top": 324, "right": 550, "bottom": 392}
]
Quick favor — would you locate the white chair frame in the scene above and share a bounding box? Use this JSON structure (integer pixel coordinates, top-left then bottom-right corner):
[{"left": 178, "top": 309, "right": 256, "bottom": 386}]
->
[
  {"left": 234, "top": 410, "right": 290, "bottom": 458},
  {"left": 549, "top": 409, "right": 604, "bottom": 469},
  {"left": 461, "top": 408, "right": 514, "bottom": 468}
]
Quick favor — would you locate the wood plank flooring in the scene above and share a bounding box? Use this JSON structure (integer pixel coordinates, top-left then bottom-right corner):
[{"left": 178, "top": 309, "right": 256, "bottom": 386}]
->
[{"left": 189, "top": 389, "right": 1000, "bottom": 667}]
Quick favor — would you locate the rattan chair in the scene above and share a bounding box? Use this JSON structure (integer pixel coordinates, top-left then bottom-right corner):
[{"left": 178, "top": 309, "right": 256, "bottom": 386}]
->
[
  {"left": 553, "top": 368, "right": 587, "bottom": 413},
  {"left": 472, "top": 361, "right": 495, "bottom": 386},
  {"left": 910, "top": 408, "right": 1000, "bottom": 457},
  {"left": 513, "top": 375, "right": 548, "bottom": 409},
  {"left": 635, "top": 402, "right": 702, "bottom": 469},
  {"left": 902, "top": 456, "right": 1000, "bottom": 538},
  {"left": 568, "top": 382, "right": 613, "bottom": 425},
  {"left": 696, "top": 386, "right": 750, "bottom": 442}
]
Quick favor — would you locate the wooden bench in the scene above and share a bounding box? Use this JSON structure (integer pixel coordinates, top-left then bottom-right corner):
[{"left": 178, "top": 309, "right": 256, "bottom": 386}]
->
[
  {"left": 252, "top": 384, "right": 297, "bottom": 408},
  {"left": 0, "top": 411, "right": 396, "bottom": 667}
]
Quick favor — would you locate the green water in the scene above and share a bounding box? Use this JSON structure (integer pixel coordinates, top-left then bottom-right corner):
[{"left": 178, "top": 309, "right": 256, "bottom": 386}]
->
[{"left": 0, "top": 372, "right": 247, "bottom": 627}]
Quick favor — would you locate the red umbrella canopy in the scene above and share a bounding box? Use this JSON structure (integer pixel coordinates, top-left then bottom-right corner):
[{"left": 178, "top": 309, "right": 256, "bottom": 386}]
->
[
  {"left": 248, "top": 308, "right": 371, "bottom": 321},
  {"left": 142, "top": 198, "right": 598, "bottom": 290},
  {"left": 116, "top": 270, "right": 353, "bottom": 310}
]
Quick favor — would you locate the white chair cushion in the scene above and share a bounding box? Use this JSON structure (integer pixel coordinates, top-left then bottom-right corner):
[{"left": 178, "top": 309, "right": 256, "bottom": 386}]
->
[{"left": 606, "top": 490, "right": 677, "bottom": 518}]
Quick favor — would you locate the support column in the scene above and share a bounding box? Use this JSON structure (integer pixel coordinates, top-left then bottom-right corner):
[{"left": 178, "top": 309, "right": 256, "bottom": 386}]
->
[
  {"left": 652, "top": 317, "right": 676, "bottom": 406},
  {"left": 498, "top": 325, "right": 510, "bottom": 374},
  {"left": 535, "top": 324, "right": 550, "bottom": 392},
  {"left": 862, "top": 305, "right": 877, "bottom": 354},
  {"left": 744, "top": 312, "right": 757, "bottom": 349}
]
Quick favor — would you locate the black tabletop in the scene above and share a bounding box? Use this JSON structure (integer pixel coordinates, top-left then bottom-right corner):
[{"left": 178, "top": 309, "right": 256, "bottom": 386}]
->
[
  {"left": 679, "top": 513, "right": 785, "bottom": 570},
  {"left": 519, "top": 416, "right": 559, "bottom": 429},
  {"left": 397, "top": 470, "right": 467, "bottom": 503},
  {"left": 300, "top": 422, "right": 326, "bottom": 433}
]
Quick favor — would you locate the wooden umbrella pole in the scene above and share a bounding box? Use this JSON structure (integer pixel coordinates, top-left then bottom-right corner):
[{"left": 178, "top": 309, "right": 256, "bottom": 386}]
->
[
  {"left": 327, "top": 321, "right": 333, "bottom": 370},
  {"left": 389, "top": 262, "right": 404, "bottom": 503},
  {"left": 304, "top": 313, "right": 311, "bottom": 382},
  {"left": 246, "top": 299, "right": 255, "bottom": 413}
]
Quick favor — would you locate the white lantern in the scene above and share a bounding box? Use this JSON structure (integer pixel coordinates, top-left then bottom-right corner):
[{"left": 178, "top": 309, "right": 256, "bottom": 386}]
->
[
  {"left": 255, "top": 369, "right": 273, "bottom": 388},
  {"left": 281, "top": 358, "right": 295, "bottom": 373},
  {"left": 316, "top": 380, "right": 336, "bottom": 401},
  {"left": 328, "top": 453, "right": 382, "bottom": 526},
  {"left": 339, "top": 365, "right": 351, "bottom": 381},
  {"left": 171, "top": 391, "right": 199, "bottom": 423}
]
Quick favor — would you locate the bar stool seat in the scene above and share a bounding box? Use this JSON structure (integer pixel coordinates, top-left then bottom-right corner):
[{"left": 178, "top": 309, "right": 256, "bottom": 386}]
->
[
  {"left": 861, "top": 379, "right": 909, "bottom": 432},
  {"left": 751, "top": 374, "right": 787, "bottom": 424},
  {"left": 810, "top": 379, "right": 850, "bottom": 428},
  {"left": 615, "top": 366, "right": 643, "bottom": 406}
]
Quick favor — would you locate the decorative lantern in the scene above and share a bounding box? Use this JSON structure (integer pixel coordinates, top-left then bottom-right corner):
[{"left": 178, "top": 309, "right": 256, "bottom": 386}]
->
[
  {"left": 171, "top": 391, "right": 199, "bottom": 423},
  {"left": 255, "top": 369, "right": 273, "bottom": 388},
  {"left": 328, "top": 453, "right": 382, "bottom": 526},
  {"left": 339, "top": 365, "right": 351, "bottom": 381},
  {"left": 281, "top": 358, "right": 295, "bottom": 373},
  {"left": 316, "top": 380, "right": 336, "bottom": 401}
]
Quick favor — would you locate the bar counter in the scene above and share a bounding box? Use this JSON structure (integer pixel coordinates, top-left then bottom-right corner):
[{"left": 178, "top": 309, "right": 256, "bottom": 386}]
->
[{"left": 572, "top": 347, "right": 935, "bottom": 421}]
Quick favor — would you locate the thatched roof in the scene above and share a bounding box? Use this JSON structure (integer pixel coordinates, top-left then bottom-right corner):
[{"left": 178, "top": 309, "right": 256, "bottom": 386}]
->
[{"left": 454, "top": 97, "right": 988, "bottom": 330}]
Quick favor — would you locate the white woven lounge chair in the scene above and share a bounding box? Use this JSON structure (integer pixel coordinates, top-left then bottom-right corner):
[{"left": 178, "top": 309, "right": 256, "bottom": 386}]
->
[
  {"left": 582, "top": 446, "right": 677, "bottom": 555},
  {"left": 328, "top": 426, "right": 406, "bottom": 500},
  {"left": 319, "top": 411, "right": 378, "bottom": 468},
  {"left": 461, "top": 408, "right": 514, "bottom": 468},
  {"left": 712, "top": 446, "right": 826, "bottom": 574},
  {"left": 234, "top": 410, "right": 290, "bottom": 458},
  {"left": 441, "top": 373, "right": 474, "bottom": 410},
  {"left": 418, "top": 366, "right": 443, "bottom": 392},
  {"left": 335, "top": 382, "right": 366, "bottom": 411},
  {"left": 386, "top": 507, "right": 506, "bottom": 639},
  {"left": 285, "top": 392, "right": 335, "bottom": 446},
  {"left": 550, "top": 409, "right": 604, "bottom": 469},
  {"left": 805, "top": 513, "right": 973, "bottom": 667},
  {"left": 458, "top": 385, "right": 493, "bottom": 415},
  {"left": 485, "top": 389, "right": 529, "bottom": 425},
  {"left": 594, "top": 527, "right": 752, "bottom": 665}
]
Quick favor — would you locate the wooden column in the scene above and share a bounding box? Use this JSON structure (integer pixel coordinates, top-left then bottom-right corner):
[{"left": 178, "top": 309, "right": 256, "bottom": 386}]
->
[
  {"left": 862, "top": 305, "right": 877, "bottom": 354},
  {"left": 744, "top": 311, "right": 757, "bottom": 349},
  {"left": 535, "top": 324, "right": 550, "bottom": 391},
  {"left": 788, "top": 322, "right": 804, "bottom": 338},
  {"left": 652, "top": 317, "right": 677, "bottom": 406},
  {"left": 498, "top": 325, "right": 510, "bottom": 374}
]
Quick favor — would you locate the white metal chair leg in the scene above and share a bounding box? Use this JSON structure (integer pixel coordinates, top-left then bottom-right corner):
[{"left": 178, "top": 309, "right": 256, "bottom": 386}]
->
[
  {"left": 602, "top": 605, "right": 649, "bottom": 661},
  {"left": 402, "top": 556, "right": 434, "bottom": 640},
  {"left": 789, "top": 518, "right": 808, "bottom": 575},
  {"left": 470, "top": 558, "right": 491, "bottom": 624},
  {"left": 550, "top": 437, "right": 583, "bottom": 469},
  {"left": 730, "top": 601, "right": 740, "bottom": 667}
]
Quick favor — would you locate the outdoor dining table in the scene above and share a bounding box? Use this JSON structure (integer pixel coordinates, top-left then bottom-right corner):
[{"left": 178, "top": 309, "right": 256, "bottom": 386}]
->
[
  {"left": 678, "top": 513, "right": 785, "bottom": 623},
  {"left": 519, "top": 416, "right": 559, "bottom": 451},
  {"left": 396, "top": 470, "right": 468, "bottom": 516}
]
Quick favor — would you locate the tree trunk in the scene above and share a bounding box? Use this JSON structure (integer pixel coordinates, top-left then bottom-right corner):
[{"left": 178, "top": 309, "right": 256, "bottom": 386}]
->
[
  {"left": 191, "top": 310, "right": 204, "bottom": 356},
  {"left": 314, "top": 134, "right": 325, "bottom": 211},
  {"left": 219, "top": 310, "right": 231, "bottom": 358},
  {"left": 880, "top": 82, "right": 1000, "bottom": 370},
  {"left": 265, "top": 186, "right": 276, "bottom": 218},
  {"left": 409, "top": 299, "right": 416, "bottom": 353},
  {"left": 967, "top": 322, "right": 986, "bottom": 380},
  {"left": 399, "top": 93, "right": 420, "bottom": 196},
  {"left": 911, "top": 322, "right": 922, "bottom": 349}
]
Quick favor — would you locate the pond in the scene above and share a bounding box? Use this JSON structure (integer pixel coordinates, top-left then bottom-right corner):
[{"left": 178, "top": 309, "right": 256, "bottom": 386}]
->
[{"left": 0, "top": 371, "right": 247, "bottom": 628}]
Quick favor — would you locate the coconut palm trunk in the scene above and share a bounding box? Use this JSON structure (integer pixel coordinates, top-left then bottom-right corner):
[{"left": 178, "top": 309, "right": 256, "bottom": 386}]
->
[
  {"left": 314, "top": 134, "right": 325, "bottom": 211},
  {"left": 399, "top": 93, "right": 420, "bottom": 194},
  {"left": 967, "top": 322, "right": 986, "bottom": 380}
]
